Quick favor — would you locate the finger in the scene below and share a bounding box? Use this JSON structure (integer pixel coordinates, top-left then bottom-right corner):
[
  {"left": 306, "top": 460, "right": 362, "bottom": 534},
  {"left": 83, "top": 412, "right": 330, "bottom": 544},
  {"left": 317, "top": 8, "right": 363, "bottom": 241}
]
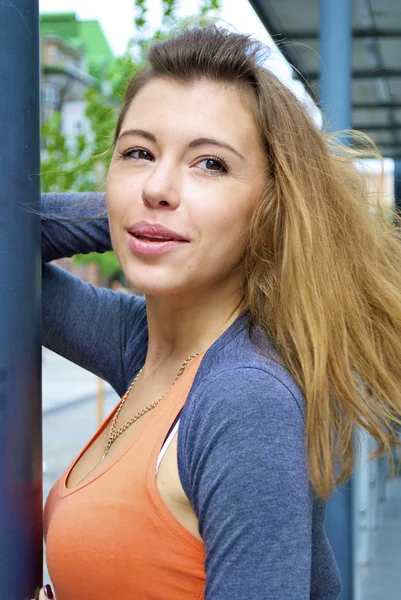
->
[
  {"left": 42, "top": 585, "right": 54, "bottom": 600},
  {"left": 31, "top": 585, "right": 54, "bottom": 600},
  {"left": 31, "top": 587, "right": 41, "bottom": 600}
]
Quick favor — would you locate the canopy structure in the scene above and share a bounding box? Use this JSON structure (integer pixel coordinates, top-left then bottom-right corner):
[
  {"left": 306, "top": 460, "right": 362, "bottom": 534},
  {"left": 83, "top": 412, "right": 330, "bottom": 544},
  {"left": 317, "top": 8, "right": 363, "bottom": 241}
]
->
[
  {"left": 249, "top": 2, "right": 400, "bottom": 599},
  {"left": 250, "top": 0, "right": 401, "bottom": 159}
]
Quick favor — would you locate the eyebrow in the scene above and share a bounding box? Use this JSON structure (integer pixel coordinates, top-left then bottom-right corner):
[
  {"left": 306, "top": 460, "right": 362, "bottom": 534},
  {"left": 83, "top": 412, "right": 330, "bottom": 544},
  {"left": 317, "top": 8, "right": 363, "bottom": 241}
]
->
[
  {"left": 118, "top": 129, "right": 157, "bottom": 143},
  {"left": 117, "top": 129, "right": 245, "bottom": 160},
  {"left": 188, "top": 137, "right": 244, "bottom": 160}
]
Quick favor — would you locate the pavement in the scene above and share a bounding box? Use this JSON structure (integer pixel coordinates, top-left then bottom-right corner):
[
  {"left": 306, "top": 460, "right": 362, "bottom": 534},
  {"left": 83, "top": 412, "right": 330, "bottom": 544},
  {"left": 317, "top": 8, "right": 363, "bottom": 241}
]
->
[
  {"left": 42, "top": 348, "right": 401, "bottom": 597},
  {"left": 42, "top": 347, "right": 118, "bottom": 412},
  {"left": 42, "top": 348, "right": 119, "bottom": 498}
]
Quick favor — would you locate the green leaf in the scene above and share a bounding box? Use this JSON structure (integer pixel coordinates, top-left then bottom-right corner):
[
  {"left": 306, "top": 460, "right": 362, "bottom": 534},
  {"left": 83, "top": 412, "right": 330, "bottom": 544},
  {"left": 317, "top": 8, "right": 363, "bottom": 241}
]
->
[{"left": 73, "top": 252, "right": 122, "bottom": 278}]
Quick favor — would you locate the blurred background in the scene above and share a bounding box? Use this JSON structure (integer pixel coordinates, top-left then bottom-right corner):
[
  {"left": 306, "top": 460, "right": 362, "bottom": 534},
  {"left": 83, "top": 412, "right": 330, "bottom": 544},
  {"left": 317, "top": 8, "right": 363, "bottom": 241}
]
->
[{"left": 38, "top": 1, "right": 401, "bottom": 597}]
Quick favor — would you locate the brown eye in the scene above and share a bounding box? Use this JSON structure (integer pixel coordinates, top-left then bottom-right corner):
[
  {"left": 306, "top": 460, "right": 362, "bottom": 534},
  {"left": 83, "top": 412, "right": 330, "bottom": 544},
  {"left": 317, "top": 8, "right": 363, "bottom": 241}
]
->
[
  {"left": 135, "top": 149, "right": 152, "bottom": 160},
  {"left": 196, "top": 157, "right": 229, "bottom": 175},
  {"left": 121, "top": 148, "right": 153, "bottom": 161},
  {"left": 206, "top": 159, "right": 223, "bottom": 170}
]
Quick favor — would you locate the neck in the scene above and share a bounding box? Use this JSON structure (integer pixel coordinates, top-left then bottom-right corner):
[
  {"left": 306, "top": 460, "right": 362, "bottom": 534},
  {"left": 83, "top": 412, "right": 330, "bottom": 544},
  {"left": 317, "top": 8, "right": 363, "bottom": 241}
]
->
[{"left": 143, "top": 284, "right": 245, "bottom": 373}]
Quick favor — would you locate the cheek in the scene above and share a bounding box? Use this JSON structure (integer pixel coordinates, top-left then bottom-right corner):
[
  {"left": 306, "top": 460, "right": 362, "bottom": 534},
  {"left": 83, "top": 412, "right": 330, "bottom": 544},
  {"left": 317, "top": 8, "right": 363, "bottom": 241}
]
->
[
  {"left": 199, "top": 203, "right": 252, "bottom": 265},
  {"left": 105, "top": 197, "right": 120, "bottom": 249},
  {"left": 105, "top": 175, "right": 119, "bottom": 221},
  {"left": 106, "top": 168, "right": 141, "bottom": 214},
  {"left": 106, "top": 182, "right": 135, "bottom": 240},
  {"left": 105, "top": 192, "right": 127, "bottom": 256}
]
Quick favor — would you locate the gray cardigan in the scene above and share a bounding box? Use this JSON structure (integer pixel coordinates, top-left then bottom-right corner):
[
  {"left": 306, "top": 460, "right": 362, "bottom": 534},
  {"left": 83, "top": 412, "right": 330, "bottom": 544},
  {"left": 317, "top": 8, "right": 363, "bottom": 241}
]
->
[{"left": 41, "top": 193, "right": 341, "bottom": 599}]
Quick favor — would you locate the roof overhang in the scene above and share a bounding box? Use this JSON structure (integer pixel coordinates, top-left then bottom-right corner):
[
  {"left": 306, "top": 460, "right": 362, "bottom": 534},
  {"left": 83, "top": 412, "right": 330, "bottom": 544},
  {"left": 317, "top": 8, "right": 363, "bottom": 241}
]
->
[{"left": 249, "top": 0, "right": 401, "bottom": 159}]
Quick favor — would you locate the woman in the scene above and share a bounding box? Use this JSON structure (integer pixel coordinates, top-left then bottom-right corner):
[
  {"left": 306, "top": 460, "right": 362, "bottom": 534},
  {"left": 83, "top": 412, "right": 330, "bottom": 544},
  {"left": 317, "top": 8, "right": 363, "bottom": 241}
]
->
[{"left": 34, "top": 26, "right": 401, "bottom": 599}]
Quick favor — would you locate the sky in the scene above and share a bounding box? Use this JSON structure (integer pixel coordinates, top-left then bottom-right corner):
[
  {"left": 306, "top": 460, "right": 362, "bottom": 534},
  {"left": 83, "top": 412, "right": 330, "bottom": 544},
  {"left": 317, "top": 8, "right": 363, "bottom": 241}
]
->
[
  {"left": 39, "top": 0, "right": 281, "bottom": 59},
  {"left": 39, "top": 0, "right": 277, "bottom": 59},
  {"left": 38, "top": 0, "right": 318, "bottom": 115}
]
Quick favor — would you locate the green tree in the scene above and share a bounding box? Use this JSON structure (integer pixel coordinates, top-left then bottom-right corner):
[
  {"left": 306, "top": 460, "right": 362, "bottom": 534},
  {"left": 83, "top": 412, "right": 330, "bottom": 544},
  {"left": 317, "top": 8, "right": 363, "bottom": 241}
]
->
[{"left": 41, "top": 0, "right": 221, "bottom": 280}]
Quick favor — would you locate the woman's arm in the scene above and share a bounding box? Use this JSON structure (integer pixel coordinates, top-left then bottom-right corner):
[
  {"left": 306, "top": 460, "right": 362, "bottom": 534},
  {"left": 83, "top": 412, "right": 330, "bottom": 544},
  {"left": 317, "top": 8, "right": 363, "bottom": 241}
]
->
[
  {"left": 40, "top": 193, "right": 147, "bottom": 392},
  {"left": 179, "top": 368, "right": 341, "bottom": 600},
  {"left": 41, "top": 192, "right": 111, "bottom": 262},
  {"left": 42, "top": 263, "right": 145, "bottom": 395}
]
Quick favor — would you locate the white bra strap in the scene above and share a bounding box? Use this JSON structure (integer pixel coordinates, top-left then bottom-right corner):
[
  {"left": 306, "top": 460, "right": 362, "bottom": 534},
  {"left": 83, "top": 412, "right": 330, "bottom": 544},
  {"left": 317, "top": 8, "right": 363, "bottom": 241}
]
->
[{"left": 155, "top": 419, "right": 180, "bottom": 475}]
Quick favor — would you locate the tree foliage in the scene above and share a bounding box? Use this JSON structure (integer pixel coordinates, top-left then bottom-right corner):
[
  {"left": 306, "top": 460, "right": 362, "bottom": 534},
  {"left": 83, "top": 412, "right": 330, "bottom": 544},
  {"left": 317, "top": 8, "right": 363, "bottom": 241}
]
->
[{"left": 41, "top": 0, "right": 221, "bottom": 279}]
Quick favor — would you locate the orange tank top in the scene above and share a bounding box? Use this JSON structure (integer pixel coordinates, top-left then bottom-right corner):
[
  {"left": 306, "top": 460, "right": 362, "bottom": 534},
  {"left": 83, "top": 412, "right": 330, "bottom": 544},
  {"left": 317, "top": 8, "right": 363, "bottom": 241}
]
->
[{"left": 44, "top": 354, "right": 206, "bottom": 600}]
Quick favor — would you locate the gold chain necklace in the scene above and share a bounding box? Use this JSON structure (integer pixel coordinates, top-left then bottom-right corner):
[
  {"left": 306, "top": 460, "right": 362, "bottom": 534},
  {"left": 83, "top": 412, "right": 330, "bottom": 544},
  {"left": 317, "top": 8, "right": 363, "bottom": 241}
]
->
[{"left": 101, "top": 353, "right": 199, "bottom": 460}]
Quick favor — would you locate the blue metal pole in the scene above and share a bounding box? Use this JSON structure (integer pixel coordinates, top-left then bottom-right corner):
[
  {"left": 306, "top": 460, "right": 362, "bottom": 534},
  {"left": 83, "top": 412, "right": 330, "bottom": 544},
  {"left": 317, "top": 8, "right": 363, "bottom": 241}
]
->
[
  {"left": 319, "top": 0, "right": 352, "bottom": 131},
  {"left": 394, "top": 159, "right": 401, "bottom": 219},
  {"left": 319, "top": 1, "right": 354, "bottom": 599},
  {"left": 0, "top": 1, "right": 42, "bottom": 598}
]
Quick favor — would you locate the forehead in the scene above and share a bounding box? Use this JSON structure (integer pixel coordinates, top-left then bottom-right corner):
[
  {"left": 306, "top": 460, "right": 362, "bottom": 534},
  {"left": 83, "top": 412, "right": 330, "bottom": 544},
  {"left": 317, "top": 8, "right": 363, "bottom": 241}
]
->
[{"left": 121, "top": 77, "right": 260, "bottom": 149}]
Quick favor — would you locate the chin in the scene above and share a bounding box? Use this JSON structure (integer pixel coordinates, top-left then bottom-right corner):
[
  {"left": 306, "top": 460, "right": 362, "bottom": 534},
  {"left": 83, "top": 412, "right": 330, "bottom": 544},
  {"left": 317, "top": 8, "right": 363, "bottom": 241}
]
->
[
  {"left": 121, "top": 258, "right": 197, "bottom": 298},
  {"left": 124, "top": 274, "right": 183, "bottom": 298}
]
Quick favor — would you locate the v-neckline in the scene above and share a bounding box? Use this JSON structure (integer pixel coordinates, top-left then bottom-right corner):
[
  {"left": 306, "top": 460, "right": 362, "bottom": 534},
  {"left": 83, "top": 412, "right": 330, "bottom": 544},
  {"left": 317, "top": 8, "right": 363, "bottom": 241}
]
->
[
  {"left": 57, "top": 310, "right": 250, "bottom": 498},
  {"left": 60, "top": 388, "right": 161, "bottom": 496}
]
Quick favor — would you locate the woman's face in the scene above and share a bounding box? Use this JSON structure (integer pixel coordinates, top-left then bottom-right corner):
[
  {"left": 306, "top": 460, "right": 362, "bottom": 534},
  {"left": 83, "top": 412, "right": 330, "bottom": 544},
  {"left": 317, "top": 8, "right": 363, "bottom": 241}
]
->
[{"left": 106, "top": 77, "right": 267, "bottom": 300}]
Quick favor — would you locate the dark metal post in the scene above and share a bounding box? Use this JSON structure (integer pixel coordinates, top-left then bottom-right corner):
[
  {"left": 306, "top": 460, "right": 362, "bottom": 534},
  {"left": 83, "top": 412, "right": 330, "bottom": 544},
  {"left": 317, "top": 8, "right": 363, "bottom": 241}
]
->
[
  {"left": 394, "top": 159, "right": 401, "bottom": 218},
  {"left": 319, "top": 1, "right": 354, "bottom": 599},
  {"left": 0, "top": 1, "right": 42, "bottom": 598}
]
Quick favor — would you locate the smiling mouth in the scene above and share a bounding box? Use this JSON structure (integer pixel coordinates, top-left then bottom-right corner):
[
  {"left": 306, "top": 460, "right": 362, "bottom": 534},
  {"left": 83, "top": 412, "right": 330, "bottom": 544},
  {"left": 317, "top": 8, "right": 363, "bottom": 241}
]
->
[{"left": 132, "top": 233, "right": 177, "bottom": 242}]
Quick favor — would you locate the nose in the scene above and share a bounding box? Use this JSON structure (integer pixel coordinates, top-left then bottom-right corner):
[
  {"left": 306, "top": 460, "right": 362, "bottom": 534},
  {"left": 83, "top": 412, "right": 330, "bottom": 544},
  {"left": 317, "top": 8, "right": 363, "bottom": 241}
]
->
[{"left": 142, "top": 161, "right": 180, "bottom": 210}]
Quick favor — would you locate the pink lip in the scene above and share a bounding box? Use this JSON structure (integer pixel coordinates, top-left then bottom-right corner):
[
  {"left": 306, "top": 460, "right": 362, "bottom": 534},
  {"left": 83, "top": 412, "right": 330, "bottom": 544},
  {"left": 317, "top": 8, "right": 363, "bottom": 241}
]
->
[
  {"left": 128, "top": 221, "right": 189, "bottom": 242},
  {"left": 127, "top": 221, "right": 189, "bottom": 257}
]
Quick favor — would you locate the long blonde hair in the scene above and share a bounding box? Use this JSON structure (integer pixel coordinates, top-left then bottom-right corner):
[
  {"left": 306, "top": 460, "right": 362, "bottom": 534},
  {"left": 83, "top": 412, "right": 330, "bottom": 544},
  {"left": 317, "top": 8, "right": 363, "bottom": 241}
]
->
[{"left": 114, "top": 26, "right": 401, "bottom": 499}]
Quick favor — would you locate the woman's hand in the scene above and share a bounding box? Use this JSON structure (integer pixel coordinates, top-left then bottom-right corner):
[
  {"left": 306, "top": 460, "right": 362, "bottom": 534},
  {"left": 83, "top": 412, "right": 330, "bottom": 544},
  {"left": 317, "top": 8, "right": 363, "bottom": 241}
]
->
[{"left": 32, "top": 584, "right": 54, "bottom": 599}]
